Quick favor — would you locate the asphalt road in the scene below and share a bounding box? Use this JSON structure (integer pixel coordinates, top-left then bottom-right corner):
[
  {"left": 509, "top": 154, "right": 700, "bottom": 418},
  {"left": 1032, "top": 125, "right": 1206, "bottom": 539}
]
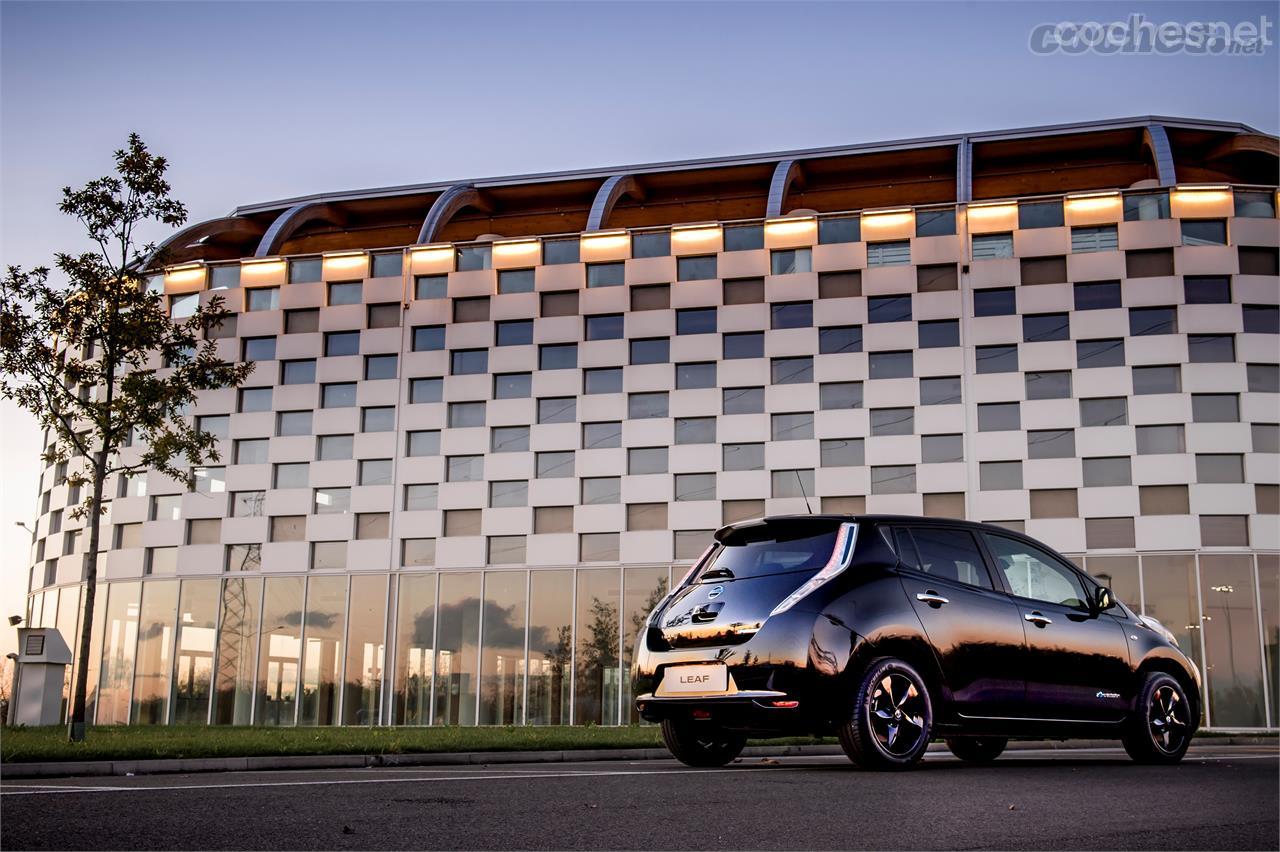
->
[{"left": 2, "top": 744, "right": 1276, "bottom": 851}]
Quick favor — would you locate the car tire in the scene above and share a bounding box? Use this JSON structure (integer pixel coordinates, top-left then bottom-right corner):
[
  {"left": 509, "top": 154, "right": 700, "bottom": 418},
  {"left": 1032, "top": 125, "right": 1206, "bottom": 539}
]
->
[
  {"left": 1121, "top": 672, "right": 1194, "bottom": 765},
  {"left": 660, "top": 718, "right": 747, "bottom": 767},
  {"left": 839, "top": 658, "right": 933, "bottom": 771},
  {"left": 945, "top": 736, "right": 1007, "bottom": 764}
]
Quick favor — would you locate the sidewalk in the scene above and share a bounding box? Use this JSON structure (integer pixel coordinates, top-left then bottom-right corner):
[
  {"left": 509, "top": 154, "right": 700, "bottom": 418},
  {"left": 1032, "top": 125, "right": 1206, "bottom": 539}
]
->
[{"left": 2, "top": 735, "right": 1274, "bottom": 779}]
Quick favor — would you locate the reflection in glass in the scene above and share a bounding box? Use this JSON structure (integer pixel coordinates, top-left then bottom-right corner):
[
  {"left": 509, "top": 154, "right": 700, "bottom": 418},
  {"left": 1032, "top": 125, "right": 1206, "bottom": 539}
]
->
[
  {"left": 434, "top": 572, "right": 481, "bottom": 725},
  {"left": 1259, "top": 556, "right": 1279, "bottom": 728},
  {"left": 575, "top": 568, "right": 621, "bottom": 725},
  {"left": 343, "top": 574, "right": 386, "bottom": 725},
  {"left": 172, "top": 579, "right": 219, "bottom": 725},
  {"left": 1084, "top": 556, "right": 1140, "bottom": 614},
  {"left": 94, "top": 582, "right": 142, "bottom": 725},
  {"left": 623, "top": 567, "right": 668, "bottom": 724},
  {"left": 82, "top": 587, "right": 110, "bottom": 724},
  {"left": 1200, "top": 556, "right": 1265, "bottom": 727},
  {"left": 300, "top": 575, "right": 347, "bottom": 726},
  {"left": 479, "top": 572, "right": 527, "bottom": 725},
  {"left": 1140, "top": 555, "right": 1204, "bottom": 719},
  {"left": 131, "top": 580, "right": 179, "bottom": 724},
  {"left": 255, "top": 576, "right": 304, "bottom": 726},
  {"left": 56, "top": 585, "right": 83, "bottom": 722},
  {"left": 528, "top": 570, "right": 573, "bottom": 725},
  {"left": 394, "top": 573, "right": 436, "bottom": 725},
  {"left": 213, "top": 577, "right": 261, "bottom": 724}
]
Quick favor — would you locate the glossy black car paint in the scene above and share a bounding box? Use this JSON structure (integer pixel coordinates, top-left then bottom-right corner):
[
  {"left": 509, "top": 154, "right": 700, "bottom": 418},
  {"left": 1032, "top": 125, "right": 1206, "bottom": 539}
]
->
[{"left": 633, "top": 515, "right": 1202, "bottom": 743}]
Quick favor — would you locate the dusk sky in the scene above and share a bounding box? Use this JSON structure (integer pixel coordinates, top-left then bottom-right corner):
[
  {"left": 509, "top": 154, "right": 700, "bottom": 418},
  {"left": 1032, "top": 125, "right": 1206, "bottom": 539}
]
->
[{"left": 1, "top": 0, "right": 1277, "bottom": 654}]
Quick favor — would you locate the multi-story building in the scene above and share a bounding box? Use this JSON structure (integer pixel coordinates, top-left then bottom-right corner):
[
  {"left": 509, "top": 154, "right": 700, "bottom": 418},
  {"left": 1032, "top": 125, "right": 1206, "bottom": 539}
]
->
[{"left": 22, "top": 116, "right": 1279, "bottom": 730}]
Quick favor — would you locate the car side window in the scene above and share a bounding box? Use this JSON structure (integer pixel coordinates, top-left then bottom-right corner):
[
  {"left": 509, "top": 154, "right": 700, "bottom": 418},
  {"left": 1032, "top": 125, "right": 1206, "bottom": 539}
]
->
[
  {"left": 983, "top": 533, "right": 1088, "bottom": 609},
  {"left": 900, "top": 527, "right": 993, "bottom": 590}
]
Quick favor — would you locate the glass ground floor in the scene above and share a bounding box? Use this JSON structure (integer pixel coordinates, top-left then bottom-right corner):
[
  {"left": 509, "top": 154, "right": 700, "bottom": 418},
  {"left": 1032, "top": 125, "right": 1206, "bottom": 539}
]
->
[{"left": 25, "top": 552, "right": 1280, "bottom": 729}]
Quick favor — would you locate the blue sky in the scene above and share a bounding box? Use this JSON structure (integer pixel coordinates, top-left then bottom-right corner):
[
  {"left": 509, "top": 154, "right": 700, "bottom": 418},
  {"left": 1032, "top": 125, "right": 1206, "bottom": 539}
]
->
[{"left": 0, "top": 0, "right": 1276, "bottom": 649}]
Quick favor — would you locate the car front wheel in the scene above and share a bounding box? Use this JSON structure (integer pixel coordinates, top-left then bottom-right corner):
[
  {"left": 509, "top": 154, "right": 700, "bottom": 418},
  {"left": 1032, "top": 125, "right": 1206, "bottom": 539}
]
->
[
  {"left": 1122, "top": 672, "right": 1194, "bottom": 764},
  {"left": 945, "top": 736, "right": 1007, "bottom": 764},
  {"left": 660, "top": 718, "right": 747, "bottom": 767},
  {"left": 839, "top": 658, "right": 933, "bottom": 770}
]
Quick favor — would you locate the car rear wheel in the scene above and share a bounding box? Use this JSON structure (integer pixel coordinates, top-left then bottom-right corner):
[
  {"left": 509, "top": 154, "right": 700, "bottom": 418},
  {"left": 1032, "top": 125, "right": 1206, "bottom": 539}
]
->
[
  {"left": 839, "top": 658, "right": 933, "bottom": 770},
  {"left": 1122, "top": 672, "right": 1193, "bottom": 765},
  {"left": 660, "top": 718, "right": 747, "bottom": 767},
  {"left": 945, "top": 736, "right": 1007, "bottom": 764}
]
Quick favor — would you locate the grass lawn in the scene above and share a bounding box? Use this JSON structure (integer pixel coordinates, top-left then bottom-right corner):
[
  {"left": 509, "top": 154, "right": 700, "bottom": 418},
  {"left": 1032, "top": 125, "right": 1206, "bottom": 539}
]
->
[{"left": 0, "top": 725, "right": 832, "bottom": 764}]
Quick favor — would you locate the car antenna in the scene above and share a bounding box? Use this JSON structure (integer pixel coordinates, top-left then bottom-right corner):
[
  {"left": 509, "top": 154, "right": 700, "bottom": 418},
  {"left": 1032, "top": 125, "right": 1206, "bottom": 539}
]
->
[{"left": 794, "top": 468, "right": 813, "bottom": 514}]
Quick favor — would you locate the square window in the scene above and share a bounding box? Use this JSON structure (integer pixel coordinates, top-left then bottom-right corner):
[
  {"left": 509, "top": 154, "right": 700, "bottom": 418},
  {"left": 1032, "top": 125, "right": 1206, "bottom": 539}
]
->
[
  {"left": 972, "top": 233, "right": 1013, "bottom": 260},
  {"left": 1136, "top": 425, "right": 1185, "bottom": 455},
  {"left": 412, "top": 325, "right": 445, "bottom": 351},
  {"left": 628, "top": 446, "right": 668, "bottom": 475},
  {"left": 677, "top": 255, "right": 717, "bottom": 281},
  {"left": 328, "top": 281, "right": 362, "bottom": 306},
  {"left": 535, "top": 450, "right": 574, "bottom": 478},
  {"left": 818, "top": 271, "right": 861, "bottom": 299},
  {"left": 273, "top": 462, "right": 309, "bottom": 489},
  {"left": 487, "top": 535, "right": 526, "bottom": 565},
  {"left": 284, "top": 307, "right": 317, "bottom": 333},
  {"left": 630, "top": 337, "right": 669, "bottom": 365},
  {"left": 976, "top": 344, "right": 1018, "bottom": 374},
  {"left": 491, "top": 425, "right": 530, "bottom": 453},
  {"left": 446, "top": 402, "right": 484, "bottom": 428},
  {"left": 979, "top": 461, "right": 1022, "bottom": 491},
  {"left": 1071, "top": 225, "right": 1118, "bottom": 253},
  {"left": 978, "top": 402, "right": 1020, "bottom": 432},
  {"left": 281, "top": 359, "right": 316, "bottom": 385},
  {"left": 1132, "top": 365, "right": 1181, "bottom": 395},
  {"left": 916, "top": 208, "right": 956, "bottom": 237},
  {"left": 868, "top": 351, "right": 913, "bottom": 379},
  {"left": 722, "top": 386, "right": 765, "bottom": 415},
  {"left": 1199, "top": 516, "right": 1248, "bottom": 547},
  {"left": 406, "top": 430, "right": 441, "bottom": 457},
  {"left": 631, "top": 230, "right": 670, "bottom": 258},
  {"left": 1023, "top": 313, "right": 1069, "bottom": 342},
  {"left": 771, "top": 301, "right": 812, "bottom": 329},
  {"left": 918, "top": 319, "right": 959, "bottom": 348},
  {"left": 401, "top": 539, "right": 436, "bottom": 567},
  {"left": 1235, "top": 190, "right": 1276, "bottom": 218},
  {"left": 723, "top": 277, "right": 764, "bottom": 305},
  {"left": 820, "top": 381, "right": 863, "bottom": 410},
  {"left": 1030, "top": 489, "right": 1078, "bottom": 519},
  {"left": 206, "top": 314, "right": 238, "bottom": 340},
  {"left": 324, "top": 330, "right": 360, "bottom": 357},
  {"left": 488, "top": 480, "right": 528, "bottom": 508},
  {"left": 446, "top": 455, "right": 484, "bottom": 482},
  {"left": 371, "top": 252, "right": 402, "bottom": 278},
  {"left": 1248, "top": 363, "right": 1280, "bottom": 392},
  {"left": 537, "top": 396, "right": 576, "bottom": 424},
  {"left": 1073, "top": 281, "right": 1121, "bottom": 311},
  {"left": 498, "top": 268, "right": 535, "bottom": 294},
  {"left": 583, "top": 367, "right": 623, "bottom": 395},
  {"left": 579, "top": 532, "right": 619, "bottom": 562},
  {"left": 868, "top": 295, "right": 912, "bottom": 324},
  {"left": 234, "top": 438, "right": 269, "bottom": 465},
  {"left": 631, "top": 284, "right": 670, "bottom": 311},
  {"left": 973, "top": 287, "right": 1016, "bottom": 317},
  {"left": 1196, "top": 453, "right": 1244, "bottom": 483},
  {"left": 676, "top": 362, "right": 716, "bottom": 389},
  {"left": 453, "top": 296, "right": 490, "bottom": 323},
  {"left": 1129, "top": 307, "right": 1178, "bottom": 336},
  {"left": 1188, "top": 334, "right": 1234, "bottom": 363},
  {"left": 581, "top": 477, "right": 621, "bottom": 505},
  {"left": 288, "top": 258, "right": 321, "bottom": 284},
  {"left": 1191, "top": 393, "right": 1239, "bottom": 423},
  {"left": 1080, "top": 397, "right": 1127, "bottom": 427},
  {"left": 456, "top": 245, "right": 492, "bottom": 272},
  {"left": 197, "top": 414, "right": 231, "bottom": 440},
  {"left": 819, "top": 216, "right": 859, "bottom": 244},
  {"left": 270, "top": 515, "right": 306, "bottom": 543},
  {"left": 230, "top": 491, "right": 265, "bottom": 518},
  {"left": 539, "top": 343, "right": 577, "bottom": 370},
  {"left": 1025, "top": 370, "right": 1071, "bottom": 400},
  {"left": 871, "top": 407, "right": 914, "bottom": 436},
  {"left": 771, "top": 356, "right": 812, "bottom": 384},
  {"left": 209, "top": 264, "right": 241, "bottom": 289},
  {"left": 276, "top": 410, "right": 312, "bottom": 437},
  {"left": 410, "top": 377, "right": 443, "bottom": 404},
  {"left": 585, "top": 314, "right": 624, "bottom": 340},
  {"left": 724, "top": 224, "right": 764, "bottom": 252},
  {"left": 404, "top": 483, "right": 438, "bottom": 511},
  {"left": 867, "top": 240, "right": 910, "bottom": 266},
  {"left": 1244, "top": 305, "right": 1280, "bottom": 334},
  {"left": 917, "top": 264, "right": 958, "bottom": 292},
  {"left": 628, "top": 391, "right": 668, "bottom": 419},
  {"left": 443, "top": 509, "right": 482, "bottom": 537},
  {"left": 771, "top": 469, "right": 815, "bottom": 499},
  {"left": 770, "top": 249, "right": 811, "bottom": 275},
  {"left": 540, "top": 290, "right": 579, "bottom": 317},
  {"left": 919, "top": 376, "right": 961, "bottom": 405},
  {"left": 820, "top": 438, "right": 864, "bottom": 467},
  {"left": 674, "top": 417, "right": 715, "bottom": 445},
  {"left": 242, "top": 337, "right": 277, "bottom": 361},
  {"left": 358, "top": 459, "right": 393, "bottom": 486},
  {"left": 367, "top": 303, "right": 399, "bottom": 328},
  {"left": 771, "top": 412, "right": 814, "bottom": 441},
  {"left": 313, "top": 487, "right": 351, "bottom": 514},
  {"left": 674, "top": 473, "right": 716, "bottom": 502},
  {"left": 1124, "top": 191, "right": 1169, "bottom": 221},
  {"left": 495, "top": 319, "right": 533, "bottom": 347},
  {"left": 415, "top": 275, "right": 447, "bottom": 300},
  {"left": 721, "top": 443, "right": 764, "bottom": 471},
  {"left": 543, "top": 238, "right": 579, "bottom": 265},
  {"left": 1181, "top": 220, "right": 1227, "bottom": 246},
  {"left": 451, "top": 349, "right": 488, "bottom": 375},
  {"left": 1125, "top": 248, "right": 1174, "bottom": 278},
  {"left": 819, "top": 325, "right": 862, "bottom": 354},
  {"left": 1083, "top": 457, "right": 1131, "bottom": 487},
  {"left": 585, "top": 262, "right": 625, "bottom": 289},
  {"left": 627, "top": 503, "right": 668, "bottom": 531},
  {"left": 316, "top": 434, "right": 353, "bottom": 460},
  {"left": 676, "top": 308, "right": 716, "bottom": 335},
  {"left": 723, "top": 332, "right": 764, "bottom": 360},
  {"left": 1077, "top": 339, "right": 1124, "bottom": 368},
  {"left": 1027, "top": 429, "right": 1075, "bottom": 459},
  {"left": 364, "top": 354, "right": 397, "bottom": 380},
  {"left": 922, "top": 434, "right": 963, "bottom": 463},
  {"left": 534, "top": 506, "right": 574, "bottom": 534},
  {"left": 871, "top": 465, "right": 916, "bottom": 494},
  {"left": 1019, "top": 199, "right": 1063, "bottom": 229},
  {"left": 490, "top": 372, "right": 529, "bottom": 399},
  {"left": 246, "top": 287, "right": 279, "bottom": 312},
  {"left": 582, "top": 421, "right": 622, "bottom": 449},
  {"left": 1240, "top": 246, "right": 1280, "bottom": 275}
]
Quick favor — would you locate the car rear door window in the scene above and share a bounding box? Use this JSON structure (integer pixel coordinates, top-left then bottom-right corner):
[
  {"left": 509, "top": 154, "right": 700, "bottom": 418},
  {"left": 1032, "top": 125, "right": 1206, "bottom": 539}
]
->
[
  {"left": 983, "top": 533, "right": 1088, "bottom": 609},
  {"left": 896, "top": 527, "right": 991, "bottom": 589}
]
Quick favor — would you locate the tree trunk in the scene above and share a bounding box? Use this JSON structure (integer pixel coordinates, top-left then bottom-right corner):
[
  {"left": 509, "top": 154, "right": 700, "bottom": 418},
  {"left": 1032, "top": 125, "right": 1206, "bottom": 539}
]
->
[{"left": 67, "top": 452, "right": 106, "bottom": 743}]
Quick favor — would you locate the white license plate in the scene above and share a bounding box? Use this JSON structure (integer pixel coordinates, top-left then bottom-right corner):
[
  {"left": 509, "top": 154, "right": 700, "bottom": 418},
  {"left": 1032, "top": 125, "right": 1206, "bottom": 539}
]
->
[{"left": 661, "top": 664, "right": 728, "bottom": 694}]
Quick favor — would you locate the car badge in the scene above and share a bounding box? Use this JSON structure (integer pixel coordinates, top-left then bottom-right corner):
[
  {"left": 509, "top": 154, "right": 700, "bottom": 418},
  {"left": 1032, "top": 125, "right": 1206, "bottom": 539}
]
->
[{"left": 707, "top": 585, "right": 724, "bottom": 599}]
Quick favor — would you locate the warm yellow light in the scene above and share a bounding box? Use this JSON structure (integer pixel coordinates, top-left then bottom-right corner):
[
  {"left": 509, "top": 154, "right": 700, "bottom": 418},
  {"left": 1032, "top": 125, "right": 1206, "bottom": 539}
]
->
[
  {"left": 492, "top": 238, "right": 541, "bottom": 259},
  {"left": 241, "top": 257, "right": 285, "bottom": 274},
  {"left": 764, "top": 216, "right": 817, "bottom": 238},
  {"left": 861, "top": 208, "right": 913, "bottom": 228},
  {"left": 967, "top": 202, "right": 1017, "bottom": 218},
  {"left": 322, "top": 252, "right": 368, "bottom": 271},
  {"left": 410, "top": 243, "right": 454, "bottom": 260},
  {"left": 1175, "top": 184, "right": 1229, "bottom": 192},
  {"left": 580, "top": 230, "right": 630, "bottom": 251},
  {"left": 1173, "top": 186, "right": 1232, "bottom": 204},
  {"left": 165, "top": 266, "right": 206, "bottom": 285},
  {"left": 671, "top": 222, "right": 722, "bottom": 243},
  {"left": 1065, "top": 192, "right": 1122, "bottom": 214}
]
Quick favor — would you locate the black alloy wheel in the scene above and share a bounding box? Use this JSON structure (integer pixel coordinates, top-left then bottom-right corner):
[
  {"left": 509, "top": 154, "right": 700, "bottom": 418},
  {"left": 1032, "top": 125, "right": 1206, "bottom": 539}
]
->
[
  {"left": 1122, "top": 672, "right": 1193, "bottom": 764},
  {"left": 840, "top": 658, "right": 933, "bottom": 770}
]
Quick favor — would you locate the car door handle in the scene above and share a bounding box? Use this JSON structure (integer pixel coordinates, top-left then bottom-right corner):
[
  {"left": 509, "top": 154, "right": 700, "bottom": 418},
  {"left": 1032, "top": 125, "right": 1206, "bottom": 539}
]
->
[
  {"left": 916, "top": 591, "right": 949, "bottom": 607},
  {"left": 1024, "top": 611, "right": 1053, "bottom": 627}
]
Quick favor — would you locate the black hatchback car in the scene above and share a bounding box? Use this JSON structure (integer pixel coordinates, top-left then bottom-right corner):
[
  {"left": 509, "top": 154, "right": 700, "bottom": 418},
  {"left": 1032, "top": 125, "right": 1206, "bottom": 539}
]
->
[{"left": 633, "top": 515, "right": 1200, "bottom": 770}]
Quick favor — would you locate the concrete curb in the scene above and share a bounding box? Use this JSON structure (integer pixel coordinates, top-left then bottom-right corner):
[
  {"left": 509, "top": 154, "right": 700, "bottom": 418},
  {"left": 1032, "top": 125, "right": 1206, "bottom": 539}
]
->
[{"left": 2, "top": 736, "right": 1274, "bottom": 780}]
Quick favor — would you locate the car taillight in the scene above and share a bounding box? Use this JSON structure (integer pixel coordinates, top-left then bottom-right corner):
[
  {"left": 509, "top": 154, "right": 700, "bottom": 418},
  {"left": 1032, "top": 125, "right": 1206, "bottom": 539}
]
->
[{"left": 768, "top": 522, "right": 858, "bottom": 617}]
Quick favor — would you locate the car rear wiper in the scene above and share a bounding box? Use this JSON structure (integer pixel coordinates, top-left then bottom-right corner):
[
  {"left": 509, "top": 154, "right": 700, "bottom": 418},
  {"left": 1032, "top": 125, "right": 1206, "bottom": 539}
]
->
[{"left": 700, "top": 567, "right": 735, "bottom": 580}]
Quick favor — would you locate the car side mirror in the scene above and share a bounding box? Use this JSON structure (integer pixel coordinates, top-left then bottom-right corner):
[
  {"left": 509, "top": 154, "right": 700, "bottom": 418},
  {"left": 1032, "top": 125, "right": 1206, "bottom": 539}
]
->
[{"left": 1093, "top": 585, "right": 1116, "bottom": 613}]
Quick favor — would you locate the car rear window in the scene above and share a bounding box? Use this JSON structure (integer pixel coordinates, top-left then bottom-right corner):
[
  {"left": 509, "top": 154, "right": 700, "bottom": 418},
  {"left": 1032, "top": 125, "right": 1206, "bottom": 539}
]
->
[{"left": 701, "top": 526, "right": 839, "bottom": 580}]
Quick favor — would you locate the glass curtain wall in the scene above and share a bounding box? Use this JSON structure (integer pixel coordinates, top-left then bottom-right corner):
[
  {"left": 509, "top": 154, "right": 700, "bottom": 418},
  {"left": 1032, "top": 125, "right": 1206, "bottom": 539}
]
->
[
  {"left": 393, "top": 573, "right": 435, "bottom": 725},
  {"left": 172, "top": 579, "right": 220, "bottom": 724},
  {"left": 55, "top": 585, "right": 83, "bottom": 722},
  {"left": 300, "top": 575, "right": 347, "bottom": 726},
  {"left": 82, "top": 587, "right": 110, "bottom": 724},
  {"left": 622, "top": 567, "right": 668, "bottom": 724},
  {"left": 527, "top": 569, "right": 572, "bottom": 725},
  {"left": 574, "top": 568, "right": 621, "bottom": 725},
  {"left": 434, "top": 572, "right": 481, "bottom": 726},
  {"left": 213, "top": 576, "right": 262, "bottom": 725},
  {"left": 95, "top": 581, "right": 141, "bottom": 725},
  {"left": 255, "top": 576, "right": 304, "bottom": 726},
  {"left": 342, "top": 574, "right": 387, "bottom": 725},
  {"left": 479, "top": 571, "right": 526, "bottom": 725},
  {"left": 131, "top": 580, "right": 179, "bottom": 723},
  {"left": 1200, "top": 555, "right": 1266, "bottom": 727}
]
